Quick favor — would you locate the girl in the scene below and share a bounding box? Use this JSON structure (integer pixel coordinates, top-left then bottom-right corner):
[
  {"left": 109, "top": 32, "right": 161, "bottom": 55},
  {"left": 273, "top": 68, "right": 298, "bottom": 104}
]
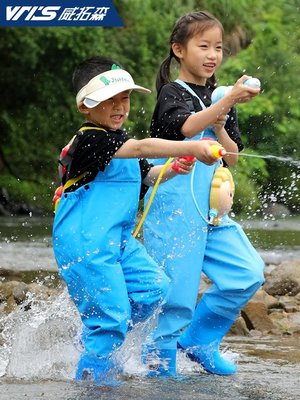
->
[{"left": 143, "top": 11, "right": 265, "bottom": 376}]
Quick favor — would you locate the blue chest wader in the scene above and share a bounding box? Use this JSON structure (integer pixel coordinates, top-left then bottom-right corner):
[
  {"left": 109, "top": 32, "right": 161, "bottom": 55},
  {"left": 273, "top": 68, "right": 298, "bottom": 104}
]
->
[
  {"left": 143, "top": 80, "right": 265, "bottom": 376},
  {"left": 53, "top": 157, "right": 169, "bottom": 383}
]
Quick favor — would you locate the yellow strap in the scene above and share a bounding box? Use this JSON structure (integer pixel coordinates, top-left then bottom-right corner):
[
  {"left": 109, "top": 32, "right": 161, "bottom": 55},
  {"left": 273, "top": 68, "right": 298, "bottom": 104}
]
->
[
  {"left": 79, "top": 126, "right": 106, "bottom": 132},
  {"left": 133, "top": 157, "right": 174, "bottom": 238},
  {"left": 63, "top": 126, "right": 107, "bottom": 190},
  {"left": 63, "top": 172, "right": 87, "bottom": 191}
]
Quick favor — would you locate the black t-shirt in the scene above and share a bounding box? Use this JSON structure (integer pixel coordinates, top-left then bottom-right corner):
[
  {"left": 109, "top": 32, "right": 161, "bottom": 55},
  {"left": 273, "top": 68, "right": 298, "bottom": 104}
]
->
[
  {"left": 64, "top": 122, "right": 152, "bottom": 198},
  {"left": 150, "top": 81, "right": 244, "bottom": 151}
]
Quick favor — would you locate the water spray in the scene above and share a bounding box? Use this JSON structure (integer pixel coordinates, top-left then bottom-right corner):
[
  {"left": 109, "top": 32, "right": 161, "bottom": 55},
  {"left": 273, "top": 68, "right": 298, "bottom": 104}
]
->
[{"left": 225, "top": 152, "right": 300, "bottom": 167}]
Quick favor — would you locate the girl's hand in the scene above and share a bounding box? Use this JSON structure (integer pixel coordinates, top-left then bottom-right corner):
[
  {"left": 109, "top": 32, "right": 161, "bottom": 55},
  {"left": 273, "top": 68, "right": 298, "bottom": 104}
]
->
[
  {"left": 229, "top": 75, "right": 260, "bottom": 104},
  {"left": 212, "top": 114, "right": 227, "bottom": 134},
  {"left": 172, "top": 156, "right": 196, "bottom": 174}
]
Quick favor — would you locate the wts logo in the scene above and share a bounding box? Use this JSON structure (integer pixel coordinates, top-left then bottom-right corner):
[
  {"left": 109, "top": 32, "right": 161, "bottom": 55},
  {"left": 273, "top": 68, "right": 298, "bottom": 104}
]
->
[
  {"left": 0, "top": 1, "right": 124, "bottom": 26},
  {"left": 7, "top": 6, "right": 60, "bottom": 21}
]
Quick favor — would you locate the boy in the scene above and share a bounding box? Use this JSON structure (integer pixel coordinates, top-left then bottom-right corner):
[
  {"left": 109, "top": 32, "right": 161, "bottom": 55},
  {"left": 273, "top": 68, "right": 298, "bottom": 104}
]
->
[{"left": 52, "top": 56, "right": 222, "bottom": 383}]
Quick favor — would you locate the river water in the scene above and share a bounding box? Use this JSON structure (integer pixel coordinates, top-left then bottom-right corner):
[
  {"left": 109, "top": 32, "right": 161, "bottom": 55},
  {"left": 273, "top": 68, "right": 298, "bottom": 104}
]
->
[{"left": 0, "top": 216, "right": 300, "bottom": 399}]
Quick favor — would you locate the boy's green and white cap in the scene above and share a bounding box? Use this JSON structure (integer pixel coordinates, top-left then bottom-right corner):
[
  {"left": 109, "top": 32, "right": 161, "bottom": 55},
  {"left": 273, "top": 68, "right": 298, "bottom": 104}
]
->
[{"left": 76, "top": 66, "right": 151, "bottom": 108}]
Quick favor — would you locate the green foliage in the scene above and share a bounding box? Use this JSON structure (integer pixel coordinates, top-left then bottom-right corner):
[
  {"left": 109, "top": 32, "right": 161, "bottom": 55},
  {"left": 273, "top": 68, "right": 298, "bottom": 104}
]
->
[
  {"left": 0, "top": 173, "right": 53, "bottom": 213},
  {"left": 0, "top": 0, "right": 299, "bottom": 215}
]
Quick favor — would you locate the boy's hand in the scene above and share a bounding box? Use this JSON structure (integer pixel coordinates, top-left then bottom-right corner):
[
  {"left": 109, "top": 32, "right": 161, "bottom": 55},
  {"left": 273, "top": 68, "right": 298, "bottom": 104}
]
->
[
  {"left": 194, "top": 140, "right": 226, "bottom": 165},
  {"left": 172, "top": 156, "right": 196, "bottom": 174}
]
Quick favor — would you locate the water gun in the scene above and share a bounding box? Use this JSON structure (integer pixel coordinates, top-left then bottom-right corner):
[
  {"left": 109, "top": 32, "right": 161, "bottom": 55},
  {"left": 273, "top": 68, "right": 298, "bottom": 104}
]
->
[
  {"left": 211, "top": 77, "right": 261, "bottom": 104},
  {"left": 207, "top": 77, "right": 261, "bottom": 138},
  {"left": 171, "top": 142, "right": 225, "bottom": 172},
  {"left": 209, "top": 143, "right": 226, "bottom": 158},
  {"left": 171, "top": 156, "right": 196, "bottom": 173}
]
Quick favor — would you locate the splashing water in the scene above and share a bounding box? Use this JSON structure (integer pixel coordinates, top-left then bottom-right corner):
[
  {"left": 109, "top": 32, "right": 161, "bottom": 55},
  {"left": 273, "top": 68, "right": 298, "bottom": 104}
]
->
[
  {"left": 115, "top": 307, "right": 161, "bottom": 377},
  {"left": 0, "top": 288, "right": 236, "bottom": 382},
  {"left": 0, "top": 289, "right": 82, "bottom": 380},
  {"left": 1, "top": 290, "right": 299, "bottom": 400},
  {"left": 226, "top": 152, "right": 300, "bottom": 167}
]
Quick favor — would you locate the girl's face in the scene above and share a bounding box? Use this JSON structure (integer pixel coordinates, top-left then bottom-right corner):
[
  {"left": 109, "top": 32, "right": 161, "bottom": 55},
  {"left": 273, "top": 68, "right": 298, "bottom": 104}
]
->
[
  {"left": 81, "top": 90, "right": 131, "bottom": 130},
  {"left": 174, "top": 25, "right": 223, "bottom": 85}
]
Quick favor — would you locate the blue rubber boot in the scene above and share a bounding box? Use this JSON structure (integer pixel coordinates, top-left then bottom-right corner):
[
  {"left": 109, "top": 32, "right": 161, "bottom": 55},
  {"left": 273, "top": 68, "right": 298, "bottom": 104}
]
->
[
  {"left": 178, "top": 301, "right": 237, "bottom": 375},
  {"left": 75, "top": 352, "right": 120, "bottom": 385},
  {"left": 143, "top": 348, "right": 177, "bottom": 377}
]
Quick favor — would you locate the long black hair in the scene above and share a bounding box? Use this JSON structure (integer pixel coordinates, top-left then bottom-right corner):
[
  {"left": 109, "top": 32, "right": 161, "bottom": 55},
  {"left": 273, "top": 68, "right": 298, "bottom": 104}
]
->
[{"left": 156, "top": 11, "right": 224, "bottom": 92}]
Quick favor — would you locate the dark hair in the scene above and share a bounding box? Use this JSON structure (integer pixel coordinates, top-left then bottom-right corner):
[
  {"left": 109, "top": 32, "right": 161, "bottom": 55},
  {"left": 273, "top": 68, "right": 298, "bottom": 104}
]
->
[
  {"left": 156, "top": 11, "right": 224, "bottom": 92},
  {"left": 72, "top": 56, "right": 121, "bottom": 94}
]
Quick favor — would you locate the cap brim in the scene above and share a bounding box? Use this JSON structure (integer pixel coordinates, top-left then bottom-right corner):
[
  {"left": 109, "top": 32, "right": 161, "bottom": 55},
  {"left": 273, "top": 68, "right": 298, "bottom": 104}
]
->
[{"left": 83, "top": 83, "right": 151, "bottom": 108}]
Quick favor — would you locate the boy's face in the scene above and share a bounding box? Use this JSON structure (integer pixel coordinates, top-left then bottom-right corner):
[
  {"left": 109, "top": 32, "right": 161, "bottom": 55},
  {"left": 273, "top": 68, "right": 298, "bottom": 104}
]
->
[{"left": 80, "top": 90, "right": 131, "bottom": 130}]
